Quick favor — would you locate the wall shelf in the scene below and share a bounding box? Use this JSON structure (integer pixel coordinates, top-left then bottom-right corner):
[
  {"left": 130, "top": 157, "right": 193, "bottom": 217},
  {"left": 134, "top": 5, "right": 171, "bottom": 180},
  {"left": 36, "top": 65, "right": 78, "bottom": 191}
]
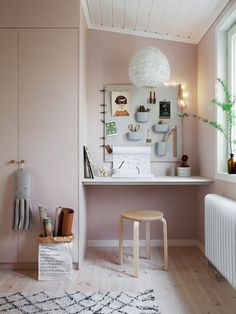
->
[{"left": 82, "top": 176, "right": 213, "bottom": 186}]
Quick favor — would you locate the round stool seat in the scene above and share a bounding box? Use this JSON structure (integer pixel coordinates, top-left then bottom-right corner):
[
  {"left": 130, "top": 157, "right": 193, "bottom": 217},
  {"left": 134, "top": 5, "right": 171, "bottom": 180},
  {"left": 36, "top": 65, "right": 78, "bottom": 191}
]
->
[
  {"left": 122, "top": 210, "right": 163, "bottom": 222},
  {"left": 119, "top": 209, "right": 168, "bottom": 277}
]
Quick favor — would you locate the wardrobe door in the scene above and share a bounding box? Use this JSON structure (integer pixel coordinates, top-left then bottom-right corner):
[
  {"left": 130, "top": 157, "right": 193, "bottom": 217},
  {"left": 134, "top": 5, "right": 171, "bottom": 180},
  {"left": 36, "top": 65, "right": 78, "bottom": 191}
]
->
[
  {"left": 0, "top": 30, "right": 18, "bottom": 263},
  {"left": 18, "top": 29, "right": 78, "bottom": 262}
]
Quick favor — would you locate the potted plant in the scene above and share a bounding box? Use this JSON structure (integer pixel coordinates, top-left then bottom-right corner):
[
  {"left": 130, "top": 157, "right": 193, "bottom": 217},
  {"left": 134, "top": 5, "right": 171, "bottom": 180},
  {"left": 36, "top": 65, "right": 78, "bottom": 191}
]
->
[{"left": 179, "top": 78, "right": 236, "bottom": 174}]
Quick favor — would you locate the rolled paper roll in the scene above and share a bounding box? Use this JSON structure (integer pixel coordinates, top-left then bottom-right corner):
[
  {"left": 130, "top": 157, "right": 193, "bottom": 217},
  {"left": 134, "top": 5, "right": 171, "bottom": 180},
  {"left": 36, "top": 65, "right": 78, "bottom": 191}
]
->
[
  {"left": 38, "top": 205, "right": 48, "bottom": 236},
  {"left": 53, "top": 207, "right": 62, "bottom": 237},
  {"left": 61, "top": 208, "right": 74, "bottom": 236}
]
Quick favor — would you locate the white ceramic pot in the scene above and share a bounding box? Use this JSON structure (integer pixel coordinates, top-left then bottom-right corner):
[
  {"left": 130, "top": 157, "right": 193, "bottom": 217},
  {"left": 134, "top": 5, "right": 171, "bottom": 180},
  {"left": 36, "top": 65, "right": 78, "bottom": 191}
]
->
[{"left": 177, "top": 167, "right": 191, "bottom": 177}]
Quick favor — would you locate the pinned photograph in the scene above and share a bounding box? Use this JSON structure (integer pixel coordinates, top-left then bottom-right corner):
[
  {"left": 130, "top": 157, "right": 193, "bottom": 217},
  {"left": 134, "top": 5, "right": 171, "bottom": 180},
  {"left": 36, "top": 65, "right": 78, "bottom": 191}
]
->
[
  {"left": 105, "top": 121, "right": 117, "bottom": 136},
  {"left": 159, "top": 101, "right": 171, "bottom": 119},
  {"left": 111, "top": 92, "right": 131, "bottom": 117}
]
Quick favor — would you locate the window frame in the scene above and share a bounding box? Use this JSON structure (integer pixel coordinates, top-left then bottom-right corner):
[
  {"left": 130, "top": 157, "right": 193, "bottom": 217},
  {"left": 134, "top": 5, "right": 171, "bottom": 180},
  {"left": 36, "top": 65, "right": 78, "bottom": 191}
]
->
[
  {"left": 215, "top": 2, "right": 236, "bottom": 183},
  {"left": 228, "top": 23, "right": 236, "bottom": 156}
]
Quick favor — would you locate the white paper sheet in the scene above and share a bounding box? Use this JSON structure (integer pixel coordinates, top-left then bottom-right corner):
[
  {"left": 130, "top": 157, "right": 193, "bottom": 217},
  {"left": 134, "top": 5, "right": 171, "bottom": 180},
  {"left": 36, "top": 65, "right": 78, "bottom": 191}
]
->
[{"left": 112, "top": 146, "right": 153, "bottom": 177}]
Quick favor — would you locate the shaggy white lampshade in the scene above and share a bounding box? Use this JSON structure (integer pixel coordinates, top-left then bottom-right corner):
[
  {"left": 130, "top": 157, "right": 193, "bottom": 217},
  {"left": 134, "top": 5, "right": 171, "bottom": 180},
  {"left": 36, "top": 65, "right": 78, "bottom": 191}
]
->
[{"left": 129, "top": 46, "right": 171, "bottom": 88}]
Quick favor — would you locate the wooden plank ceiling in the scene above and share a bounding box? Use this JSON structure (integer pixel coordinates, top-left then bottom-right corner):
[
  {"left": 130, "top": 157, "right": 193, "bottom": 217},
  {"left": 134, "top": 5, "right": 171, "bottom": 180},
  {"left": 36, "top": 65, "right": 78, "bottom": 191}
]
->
[{"left": 82, "top": 0, "right": 230, "bottom": 44}]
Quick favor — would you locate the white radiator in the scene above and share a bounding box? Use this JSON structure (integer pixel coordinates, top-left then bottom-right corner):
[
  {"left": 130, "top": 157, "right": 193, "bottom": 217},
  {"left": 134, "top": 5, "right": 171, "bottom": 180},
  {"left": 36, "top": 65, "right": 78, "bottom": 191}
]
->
[{"left": 205, "top": 194, "right": 236, "bottom": 289}]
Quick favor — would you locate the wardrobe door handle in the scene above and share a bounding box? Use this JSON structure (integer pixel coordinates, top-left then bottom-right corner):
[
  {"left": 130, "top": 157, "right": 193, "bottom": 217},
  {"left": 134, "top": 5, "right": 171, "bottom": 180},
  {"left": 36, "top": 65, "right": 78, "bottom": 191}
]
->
[{"left": 10, "top": 160, "right": 16, "bottom": 164}]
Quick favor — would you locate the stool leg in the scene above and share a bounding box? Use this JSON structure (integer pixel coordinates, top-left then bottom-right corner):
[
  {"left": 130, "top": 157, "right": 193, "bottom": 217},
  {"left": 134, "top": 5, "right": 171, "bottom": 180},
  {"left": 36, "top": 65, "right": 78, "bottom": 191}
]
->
[
  {"left": 145, "top": 221, "right": 151, "bottom": 260},
  {"left": 161, "top": 217, "right": 168, "bottom": 271},
  {"left": 118, "top": 217, "right": 123, "bottom": 265},
  {"left": 133, "top": 221, "right": 139, "bottom": 277}
]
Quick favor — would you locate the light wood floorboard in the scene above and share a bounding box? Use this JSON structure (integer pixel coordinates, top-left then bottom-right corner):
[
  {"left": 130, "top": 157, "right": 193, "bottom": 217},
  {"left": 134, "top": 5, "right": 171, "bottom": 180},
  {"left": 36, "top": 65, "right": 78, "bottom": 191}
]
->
[{"left": 0, "top": 246, "right": 236, "bottom": 314}]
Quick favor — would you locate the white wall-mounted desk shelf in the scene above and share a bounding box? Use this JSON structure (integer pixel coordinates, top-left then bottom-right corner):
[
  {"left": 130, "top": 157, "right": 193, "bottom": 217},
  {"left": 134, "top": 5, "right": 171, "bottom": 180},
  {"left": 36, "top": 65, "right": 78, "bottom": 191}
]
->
[{"left": 82, "top": 176, "right": 213, "bottom": 186}]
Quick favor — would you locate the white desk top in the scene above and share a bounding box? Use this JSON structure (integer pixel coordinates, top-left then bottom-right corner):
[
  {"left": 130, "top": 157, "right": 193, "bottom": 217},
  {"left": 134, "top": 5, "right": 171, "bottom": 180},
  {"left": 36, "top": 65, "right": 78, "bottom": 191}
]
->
[{"left": 82, "top": 176, "right": 213, "bottom": 186}]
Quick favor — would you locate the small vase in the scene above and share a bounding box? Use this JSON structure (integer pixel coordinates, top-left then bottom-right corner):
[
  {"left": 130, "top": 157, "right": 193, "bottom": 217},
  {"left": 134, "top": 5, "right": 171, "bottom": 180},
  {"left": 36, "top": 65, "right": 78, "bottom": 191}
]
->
[{"left": 228, "top": 153, "right": 236, "bottom": 174}]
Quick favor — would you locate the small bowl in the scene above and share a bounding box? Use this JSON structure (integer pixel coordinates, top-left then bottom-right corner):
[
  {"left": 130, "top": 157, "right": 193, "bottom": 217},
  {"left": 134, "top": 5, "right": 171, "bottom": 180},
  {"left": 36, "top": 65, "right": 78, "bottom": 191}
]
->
[
  {"left": 154, "top": 124, "right": 169, "bottom": 133},
  {"left": 127, "top": 131, "right": 143, "bottom": 141}
]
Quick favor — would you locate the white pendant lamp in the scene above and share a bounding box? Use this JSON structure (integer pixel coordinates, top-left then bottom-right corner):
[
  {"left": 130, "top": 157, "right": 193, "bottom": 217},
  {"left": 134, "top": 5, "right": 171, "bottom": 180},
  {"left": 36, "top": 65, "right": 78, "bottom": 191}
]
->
[{"left": 129, "top": 46, "right": 171, "bottom": 89}]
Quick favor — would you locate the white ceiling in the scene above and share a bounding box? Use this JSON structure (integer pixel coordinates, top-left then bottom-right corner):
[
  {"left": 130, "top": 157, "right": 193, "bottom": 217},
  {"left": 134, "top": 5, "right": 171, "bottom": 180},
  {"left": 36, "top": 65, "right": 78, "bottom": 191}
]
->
[{"left": 81, "top": 0, "right": 231, "bottom": 44}]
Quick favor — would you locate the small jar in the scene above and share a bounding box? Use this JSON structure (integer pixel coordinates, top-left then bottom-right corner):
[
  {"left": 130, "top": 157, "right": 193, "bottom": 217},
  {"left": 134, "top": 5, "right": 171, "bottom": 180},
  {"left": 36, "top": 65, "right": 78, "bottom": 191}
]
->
[{"left": 43, "top": 217, "right": 53, "bottom": 237}]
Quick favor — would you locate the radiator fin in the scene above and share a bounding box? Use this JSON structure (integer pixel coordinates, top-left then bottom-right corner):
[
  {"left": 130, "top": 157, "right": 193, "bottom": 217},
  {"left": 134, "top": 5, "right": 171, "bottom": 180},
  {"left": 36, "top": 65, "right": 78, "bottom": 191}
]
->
[{"left": 205, "top": 194, "right": 236, "bottom": 289}]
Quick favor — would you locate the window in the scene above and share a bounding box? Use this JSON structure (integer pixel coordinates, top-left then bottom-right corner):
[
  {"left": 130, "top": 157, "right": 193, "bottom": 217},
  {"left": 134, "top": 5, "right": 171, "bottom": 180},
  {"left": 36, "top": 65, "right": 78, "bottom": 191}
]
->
[{"left": 215, "top": 2, "right": 236, "bottom": 182}]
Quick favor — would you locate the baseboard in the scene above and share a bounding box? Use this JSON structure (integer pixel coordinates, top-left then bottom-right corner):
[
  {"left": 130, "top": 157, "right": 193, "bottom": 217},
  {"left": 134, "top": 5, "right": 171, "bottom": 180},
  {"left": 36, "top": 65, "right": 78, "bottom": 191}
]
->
[
  {"left": 195, "top": 240, "right": 205, "bottom": 254},
  {"left": 88, "top": 239, "right": 205, "bottom": 251},
  {"left": 0, "top": 262, "right": 79, "bottom": 271}
]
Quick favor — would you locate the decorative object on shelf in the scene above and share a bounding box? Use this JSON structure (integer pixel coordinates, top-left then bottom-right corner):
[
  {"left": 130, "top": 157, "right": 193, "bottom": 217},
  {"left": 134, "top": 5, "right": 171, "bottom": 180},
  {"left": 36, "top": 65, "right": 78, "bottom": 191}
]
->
[
  {"left": 228, "top": 154, "right": 236, "bottom": 174},
  {"left": 159, "top": 100, "right": 171, "bottom": 119},
  {"left": 154, "top": 120, "right": 169, "bottom": 133},
  {"left": 136, "top": 105, "right": 150, "bottom": 123},
  {"left": 111, "top": 91, "right": 131, "bottom": 116},
  {"left": 177, "top": 155, "right": 191, "bottom": 177},
  {"left": 168, "top": 165, "right": 176, "bottom": 176},
  {"left": 180, "top": 154, "right": 189, "bottom": 167},
  {"left": 179, "top": 78, "right": 236, "bottom": 174},
  {"left": 127, "top": 123, "right": 143, "bottom": 141},
  {"left": 129, "top": 46, "right": 171, "bottom": 88},
  {"left": 96, "top": 166, "right": 111, "bottom": 177},
  {"left": 105, "top": 121, "right": 117, "bottom": 136},
  {"left": 146, "top": 128, "right": 152, "bottom": 146}
]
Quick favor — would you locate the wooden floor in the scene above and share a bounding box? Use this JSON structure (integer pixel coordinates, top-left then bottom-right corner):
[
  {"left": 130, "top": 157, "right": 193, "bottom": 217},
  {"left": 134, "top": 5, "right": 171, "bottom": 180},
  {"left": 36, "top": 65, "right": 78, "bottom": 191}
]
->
[{"left": 0, "top": 246, "right": 236, "bottom": 314}]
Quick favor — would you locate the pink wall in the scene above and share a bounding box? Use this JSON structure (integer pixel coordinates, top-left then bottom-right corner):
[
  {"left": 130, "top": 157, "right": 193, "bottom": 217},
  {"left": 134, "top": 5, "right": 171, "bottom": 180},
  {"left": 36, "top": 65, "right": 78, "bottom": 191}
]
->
[
  {"left": 87, "top": 30, "right": 200, "bottom": 241},
  {"left": 87, "top": 186, "right": 198, "bottom": 240},
  {"left": 88, "top": 30, "right": 199, "bottom": 176},
  {"left": 197, "top": 0, "right": 236, "bottom": 245}
]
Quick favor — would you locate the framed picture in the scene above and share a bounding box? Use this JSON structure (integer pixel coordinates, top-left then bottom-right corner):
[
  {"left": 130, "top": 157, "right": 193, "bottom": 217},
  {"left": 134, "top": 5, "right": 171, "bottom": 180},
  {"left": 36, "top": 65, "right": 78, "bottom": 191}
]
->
[
  {"left": 159, "top": 101, "right": 171, "bottom": 119},
  {"left": 111, "top": 91, "right": 131, "bottom": 117}
]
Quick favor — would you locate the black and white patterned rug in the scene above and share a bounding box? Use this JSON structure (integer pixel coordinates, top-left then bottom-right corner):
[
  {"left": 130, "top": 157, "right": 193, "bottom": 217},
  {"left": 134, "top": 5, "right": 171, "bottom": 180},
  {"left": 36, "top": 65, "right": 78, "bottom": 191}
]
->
[{"left": 0, "top": 289, "right": 160, "bottom": 313}]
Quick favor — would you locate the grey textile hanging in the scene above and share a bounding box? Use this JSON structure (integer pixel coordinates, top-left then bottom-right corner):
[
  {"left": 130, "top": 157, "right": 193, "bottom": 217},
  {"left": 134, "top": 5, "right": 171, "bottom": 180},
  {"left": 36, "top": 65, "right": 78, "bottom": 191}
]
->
[{"left": 13, "top": 168, "right": 32, "bottom": 230}]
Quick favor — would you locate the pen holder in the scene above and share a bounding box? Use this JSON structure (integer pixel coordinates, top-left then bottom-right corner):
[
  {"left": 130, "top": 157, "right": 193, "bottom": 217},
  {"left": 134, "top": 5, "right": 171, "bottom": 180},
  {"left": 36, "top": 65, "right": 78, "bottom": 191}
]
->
[
  {"left": 155, "top": 141, "right": 167, "bottom": 156},
  {"left": 136, "top": 112, "right": 149, "bottom": 123}
]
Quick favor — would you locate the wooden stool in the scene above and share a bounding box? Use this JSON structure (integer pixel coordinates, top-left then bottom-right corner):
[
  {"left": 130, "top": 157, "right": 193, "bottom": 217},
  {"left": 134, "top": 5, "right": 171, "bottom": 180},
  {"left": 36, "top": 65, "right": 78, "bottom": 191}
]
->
[{"left": 118, "top": 210, "right": 168, "bottom": 277}]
